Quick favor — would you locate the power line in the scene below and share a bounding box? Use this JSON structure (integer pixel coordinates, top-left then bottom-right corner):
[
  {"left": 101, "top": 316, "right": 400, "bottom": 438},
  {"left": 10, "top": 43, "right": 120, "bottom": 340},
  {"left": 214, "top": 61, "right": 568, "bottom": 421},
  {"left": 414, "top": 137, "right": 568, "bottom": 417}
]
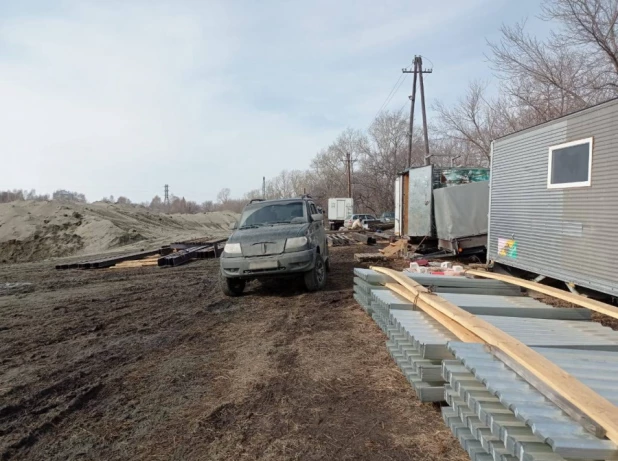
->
[{"left": 372, "top": 70, "right": 410, "bottom": 121}]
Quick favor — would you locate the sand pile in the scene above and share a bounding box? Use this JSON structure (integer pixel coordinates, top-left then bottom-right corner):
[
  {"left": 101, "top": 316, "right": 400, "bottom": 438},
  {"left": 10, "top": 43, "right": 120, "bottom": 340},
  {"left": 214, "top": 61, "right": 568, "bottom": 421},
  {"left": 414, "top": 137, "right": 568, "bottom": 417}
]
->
[{"left": 0, "top": 201, "right": 237, "bottom": 263}]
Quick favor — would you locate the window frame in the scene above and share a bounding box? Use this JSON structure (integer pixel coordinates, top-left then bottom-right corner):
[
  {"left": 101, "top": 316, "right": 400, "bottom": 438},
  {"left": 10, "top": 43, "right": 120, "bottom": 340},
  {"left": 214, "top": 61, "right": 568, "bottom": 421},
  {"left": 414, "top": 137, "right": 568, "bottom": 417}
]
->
[{"left": 547, "top": 137, "right": 593, "bottom": 189}]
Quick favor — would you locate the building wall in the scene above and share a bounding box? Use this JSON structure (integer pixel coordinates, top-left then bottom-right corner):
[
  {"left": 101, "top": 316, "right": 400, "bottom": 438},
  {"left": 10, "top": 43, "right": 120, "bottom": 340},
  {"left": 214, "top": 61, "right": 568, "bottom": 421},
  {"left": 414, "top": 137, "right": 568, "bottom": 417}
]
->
[{"left": 488, "top": 98, "right": 618, "bottom": 296}]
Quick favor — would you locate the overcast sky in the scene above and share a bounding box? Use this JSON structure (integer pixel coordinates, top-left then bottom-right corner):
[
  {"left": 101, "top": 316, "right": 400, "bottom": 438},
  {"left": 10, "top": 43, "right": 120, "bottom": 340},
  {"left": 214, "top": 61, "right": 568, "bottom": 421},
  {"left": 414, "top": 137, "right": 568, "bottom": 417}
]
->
[{"left": 0, "top": 0, "right": 544, "bottom": 203}]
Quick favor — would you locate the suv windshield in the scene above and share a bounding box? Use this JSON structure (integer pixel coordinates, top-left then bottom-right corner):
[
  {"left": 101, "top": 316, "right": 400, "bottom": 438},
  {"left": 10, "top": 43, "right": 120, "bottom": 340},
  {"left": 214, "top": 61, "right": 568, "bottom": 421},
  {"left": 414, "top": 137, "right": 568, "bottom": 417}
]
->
[{"left": 239, "top": 201, "right": 307, "bottom": 228}]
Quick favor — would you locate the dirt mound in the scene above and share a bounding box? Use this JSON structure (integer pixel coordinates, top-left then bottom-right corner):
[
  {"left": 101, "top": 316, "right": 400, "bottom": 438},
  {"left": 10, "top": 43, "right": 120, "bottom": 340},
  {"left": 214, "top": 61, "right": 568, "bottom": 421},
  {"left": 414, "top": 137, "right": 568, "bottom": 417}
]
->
[{"left": 0, "top": 201, "right": 237, "bottom": 263}]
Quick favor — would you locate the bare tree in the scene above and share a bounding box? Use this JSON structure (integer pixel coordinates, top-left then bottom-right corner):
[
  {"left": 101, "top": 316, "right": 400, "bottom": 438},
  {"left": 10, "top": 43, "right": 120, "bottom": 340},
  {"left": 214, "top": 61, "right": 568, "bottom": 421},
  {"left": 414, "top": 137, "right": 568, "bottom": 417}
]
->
[
  {"left": 216, "top": 188, "right": 231, "bottom": 204},
  {"left": 542, "top": 0, "right": 618, "bottom": 85},
  {"left": 434, "top": 81, "right": 509, "bottom": 164}
]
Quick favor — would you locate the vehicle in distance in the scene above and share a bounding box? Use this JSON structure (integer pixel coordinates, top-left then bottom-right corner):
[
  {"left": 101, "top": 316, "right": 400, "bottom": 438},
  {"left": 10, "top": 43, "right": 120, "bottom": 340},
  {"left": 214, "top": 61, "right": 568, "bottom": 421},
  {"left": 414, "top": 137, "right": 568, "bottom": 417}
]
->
[
  {"left": 220, "top": 196, "right": 329, "bottom": 296},
  {"left": 380, "top": 211, "right": 395, "bottom": 222},
  {"left": 327, "top": 197, "right": 353, "bottom": 230},
  {"left": 343, "top": 213, "right": 378, "bottom": 228}
]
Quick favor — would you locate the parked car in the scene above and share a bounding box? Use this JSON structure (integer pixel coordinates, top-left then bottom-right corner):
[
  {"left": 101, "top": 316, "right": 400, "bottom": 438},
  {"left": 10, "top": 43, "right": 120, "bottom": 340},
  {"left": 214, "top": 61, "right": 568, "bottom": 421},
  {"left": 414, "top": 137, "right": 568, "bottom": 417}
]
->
[
  {"left": 343, "top": 213, "right": 378, "bottom": 228},
  {"left": 380, "top": 211, "right": 395, "bottom": 222},
  {"left": 220, "top": 196, "right": 329, "bottom": 296}
]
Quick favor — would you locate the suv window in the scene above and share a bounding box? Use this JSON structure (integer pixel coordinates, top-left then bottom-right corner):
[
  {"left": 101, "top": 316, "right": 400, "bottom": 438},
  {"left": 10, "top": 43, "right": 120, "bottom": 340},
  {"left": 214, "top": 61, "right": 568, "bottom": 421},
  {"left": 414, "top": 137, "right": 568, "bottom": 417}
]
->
[
  {"left": 239, "top": 201, "right": 307, "bottom": 228},
  {"left": 310, "top": 203, "right": 317, "bottom": 215}
]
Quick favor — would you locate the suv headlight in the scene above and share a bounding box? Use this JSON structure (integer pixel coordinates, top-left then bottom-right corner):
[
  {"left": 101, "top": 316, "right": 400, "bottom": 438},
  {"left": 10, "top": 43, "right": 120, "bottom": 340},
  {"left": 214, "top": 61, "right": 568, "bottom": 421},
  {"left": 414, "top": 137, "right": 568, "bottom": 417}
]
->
[
  {"left": 223, "top": 243, "right": 242, "bottom": 255},
  {"left": 285, "top": 236, "right": 308, "bottom": 252}
]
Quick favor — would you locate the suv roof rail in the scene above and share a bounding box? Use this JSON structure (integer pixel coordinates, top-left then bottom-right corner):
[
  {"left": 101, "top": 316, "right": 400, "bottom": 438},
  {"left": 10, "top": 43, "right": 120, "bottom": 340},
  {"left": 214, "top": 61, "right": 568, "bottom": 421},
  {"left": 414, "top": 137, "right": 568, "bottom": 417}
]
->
[
  {"left": 301, "top": 194, "right": 313, "bottom": 199},
  {"left": 249, "top": 198, "right": 265, "bottom": 203}
]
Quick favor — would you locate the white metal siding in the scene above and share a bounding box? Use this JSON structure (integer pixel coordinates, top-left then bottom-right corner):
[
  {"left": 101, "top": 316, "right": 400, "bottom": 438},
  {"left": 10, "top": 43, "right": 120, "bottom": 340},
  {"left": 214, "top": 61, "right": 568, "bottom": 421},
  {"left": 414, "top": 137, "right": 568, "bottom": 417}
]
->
[
  {"left": 489, "top": 99, "right": 618, "bottom": 295},
  {"left": 394, "top": 177, "right": 402, "bottom": 235}
]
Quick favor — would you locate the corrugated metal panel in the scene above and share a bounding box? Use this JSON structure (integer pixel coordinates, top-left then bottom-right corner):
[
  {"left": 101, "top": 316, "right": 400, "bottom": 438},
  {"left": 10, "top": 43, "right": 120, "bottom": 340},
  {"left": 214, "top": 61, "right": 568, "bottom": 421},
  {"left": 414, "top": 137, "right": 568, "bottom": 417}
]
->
[
  {"left": 408, "top": 165, "right": 434, "bottom": 236},
  {"left": 488, "top": 98, "right": 618, "bottom": 296},
  {"left": 446, "top": 342, "right": 618, "bottom": 460},
  {"left": 442, "top": 390, "right": 576, "bottom": 461},
  {"left": 439, "top": 293, "right": 591, "bottom": 320},
  {"left": 353, "top": 268, "right": 394, "bottom": 284},
  {"left": 390, "top": 310, "right": 618, "bottom": 350}
]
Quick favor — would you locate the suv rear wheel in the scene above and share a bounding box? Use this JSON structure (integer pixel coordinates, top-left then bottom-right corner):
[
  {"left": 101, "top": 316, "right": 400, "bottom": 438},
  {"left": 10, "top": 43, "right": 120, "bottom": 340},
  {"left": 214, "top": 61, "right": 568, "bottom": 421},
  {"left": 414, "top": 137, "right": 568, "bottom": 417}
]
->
[
  {"left": 220, "top": 273, "right": 246, "bottom": 297},
  {"left": 304, "top": 253, "right": 327, "bottom": 291}
]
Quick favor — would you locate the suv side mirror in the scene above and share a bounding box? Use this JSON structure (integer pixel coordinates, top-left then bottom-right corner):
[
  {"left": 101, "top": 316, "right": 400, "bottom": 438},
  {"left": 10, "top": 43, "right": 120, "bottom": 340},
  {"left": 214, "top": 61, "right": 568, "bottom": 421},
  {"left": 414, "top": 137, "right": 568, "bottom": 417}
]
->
[
  {"left": 229, "top": 221, "right": 238, "bottom": 230},
  {"left": 311, "top": 213, "right": 323, "bottom": 222}
]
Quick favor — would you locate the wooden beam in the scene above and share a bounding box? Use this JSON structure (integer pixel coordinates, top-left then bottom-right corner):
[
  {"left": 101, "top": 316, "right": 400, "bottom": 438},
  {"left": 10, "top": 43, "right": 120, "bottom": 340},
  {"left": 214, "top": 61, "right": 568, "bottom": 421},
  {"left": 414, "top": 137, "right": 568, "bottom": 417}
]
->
[
  {"left": 488, "top": 346, "right": 605, "bottom": 438},
  {"left": 466, "top": 269, "right": 618, "bottom": 321},
  {"left": 385, "top": 282, "right": 483, "bottom": 344},
  {"left": 371, "top": 266, "right": 618, "bottom": 442}
]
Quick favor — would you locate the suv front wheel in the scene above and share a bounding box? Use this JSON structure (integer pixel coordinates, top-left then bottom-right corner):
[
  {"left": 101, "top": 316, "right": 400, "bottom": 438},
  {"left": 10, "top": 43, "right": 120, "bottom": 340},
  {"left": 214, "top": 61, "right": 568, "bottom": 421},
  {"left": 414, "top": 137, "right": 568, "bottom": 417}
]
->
[
  {"left": 304, "top": 253, "right": 327, "bottom": 291},
  {"left": 220, "top": 273, "right": 246, "bottom": 297}
]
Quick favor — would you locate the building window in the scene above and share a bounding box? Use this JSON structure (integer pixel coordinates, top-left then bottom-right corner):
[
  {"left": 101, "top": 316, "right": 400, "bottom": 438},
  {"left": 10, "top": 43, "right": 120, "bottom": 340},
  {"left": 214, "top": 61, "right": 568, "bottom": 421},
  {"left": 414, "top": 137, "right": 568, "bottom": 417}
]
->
[{"left": 547, "top": 137, "right": 593, "bottom": 189}]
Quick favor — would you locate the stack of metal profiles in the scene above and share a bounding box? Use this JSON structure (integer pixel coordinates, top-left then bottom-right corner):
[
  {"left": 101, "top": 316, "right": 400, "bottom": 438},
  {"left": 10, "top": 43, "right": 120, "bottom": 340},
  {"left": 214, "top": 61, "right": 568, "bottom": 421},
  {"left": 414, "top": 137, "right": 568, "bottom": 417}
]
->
[
  {"left": 387, "top": 309, "right": 457, "bottom": 401},
  {"left": 443, "top": 342, "right": 618, "bottom": 461},
  {"left": 388, "top": 309, "right": 618, "bottom": 402},
  {"left": 353, "top": 268, "right": 395, "bottom": 313},
  {"left": 369, "top": 289, "right": 413, "bottom": 331},
  {"left": 403, "top": 272, "right": 523, "bottom": 296},
  {"left": 437, "top": 293, "right": 591, "bottom": 320},
  {"left": 352, "top": 268, "right": 618, "bottom": 459}
]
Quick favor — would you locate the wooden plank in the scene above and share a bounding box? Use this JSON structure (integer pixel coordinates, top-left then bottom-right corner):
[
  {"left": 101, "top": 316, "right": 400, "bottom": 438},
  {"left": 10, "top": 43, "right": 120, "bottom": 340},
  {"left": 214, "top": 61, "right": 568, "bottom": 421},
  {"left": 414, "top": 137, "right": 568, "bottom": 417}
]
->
[
  {"left": 349, "top": 233, "right": 376, "bottom": 245},
  {"left": 385, "top": 283, "right": 483, "bottom": 344},
  {"left": 488, "top": 346, "right": 605, "bottom": 438},
  {"left": 371, "top": 266, "right": 618, "bottom": 442},
  {"left": 354, "top": 253, "right": 386, "bottom": 263},
  {"left": 466, "top": 269, "right": 618, "bottom": 321},
  {"left": 380, "top": 240, "right": 407, "bottom": 257}
]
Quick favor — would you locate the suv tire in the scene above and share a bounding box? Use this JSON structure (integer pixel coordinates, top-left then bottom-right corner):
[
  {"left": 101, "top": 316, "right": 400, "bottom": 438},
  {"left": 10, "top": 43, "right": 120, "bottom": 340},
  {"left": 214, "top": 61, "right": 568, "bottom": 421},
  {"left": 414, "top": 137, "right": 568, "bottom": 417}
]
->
[
  {"left": 304, "top": 253, "right": 327, "bottom": 292},
  {"left": 220, "top": 273, "right": 246, "bottom": 297}
]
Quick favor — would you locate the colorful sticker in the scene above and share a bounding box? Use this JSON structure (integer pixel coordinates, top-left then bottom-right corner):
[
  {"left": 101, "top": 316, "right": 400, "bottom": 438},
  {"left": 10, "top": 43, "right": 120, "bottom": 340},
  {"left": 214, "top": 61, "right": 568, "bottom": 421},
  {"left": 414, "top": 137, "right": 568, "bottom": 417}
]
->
[{"left": 498, "top": 238, "right": 517, "bottom": 258}]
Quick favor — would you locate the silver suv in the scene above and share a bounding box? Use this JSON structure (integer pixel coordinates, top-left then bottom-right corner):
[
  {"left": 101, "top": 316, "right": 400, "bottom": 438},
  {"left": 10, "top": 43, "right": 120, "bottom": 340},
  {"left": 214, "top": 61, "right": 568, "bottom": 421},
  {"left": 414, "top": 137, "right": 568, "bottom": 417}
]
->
[{"left": 220, "top": 196, "right": 329, "bottom": 296}]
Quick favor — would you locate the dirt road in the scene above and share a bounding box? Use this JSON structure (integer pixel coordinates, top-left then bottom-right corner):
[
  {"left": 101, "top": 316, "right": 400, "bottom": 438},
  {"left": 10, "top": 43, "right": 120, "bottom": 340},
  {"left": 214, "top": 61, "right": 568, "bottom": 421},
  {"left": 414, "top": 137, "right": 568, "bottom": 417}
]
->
[{"left": 0, "top": 247, "right": 466, "bottom": 461}]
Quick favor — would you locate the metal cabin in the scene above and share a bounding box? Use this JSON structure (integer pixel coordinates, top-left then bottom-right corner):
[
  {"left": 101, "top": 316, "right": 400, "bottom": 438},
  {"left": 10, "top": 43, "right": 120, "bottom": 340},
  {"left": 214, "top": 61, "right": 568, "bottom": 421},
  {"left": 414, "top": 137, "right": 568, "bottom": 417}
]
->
[
  {"left": 488, "top": 97, "right": 618, "bottom": 297},
  {"left": 394, "top": 165, "right": 489, "bottom": 239}
]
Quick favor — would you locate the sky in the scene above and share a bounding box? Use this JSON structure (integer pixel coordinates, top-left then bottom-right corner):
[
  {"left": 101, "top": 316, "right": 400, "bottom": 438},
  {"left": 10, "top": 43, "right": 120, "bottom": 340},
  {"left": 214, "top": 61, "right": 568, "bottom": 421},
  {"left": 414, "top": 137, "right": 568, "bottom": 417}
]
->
[{"left": 0, "top": 0, "right": 545, "bottom": 204}]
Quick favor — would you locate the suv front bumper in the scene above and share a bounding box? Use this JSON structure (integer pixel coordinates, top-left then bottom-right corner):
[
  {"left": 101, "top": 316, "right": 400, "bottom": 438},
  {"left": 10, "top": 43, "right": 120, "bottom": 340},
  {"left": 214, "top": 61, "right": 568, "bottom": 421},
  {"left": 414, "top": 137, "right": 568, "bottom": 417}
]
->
[{"left": 221, "top": 249, "right": 315, "bottom": 279}]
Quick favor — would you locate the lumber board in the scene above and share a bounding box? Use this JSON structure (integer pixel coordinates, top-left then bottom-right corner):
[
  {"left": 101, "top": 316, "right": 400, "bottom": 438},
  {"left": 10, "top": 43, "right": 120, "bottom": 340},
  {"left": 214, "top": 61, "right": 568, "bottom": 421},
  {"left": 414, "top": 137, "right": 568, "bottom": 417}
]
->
[
  {"left": 371, "top": 266, "right": 618, "bottom": 442},
  {"left": 488, "top": 345, "right": 605, "bottom": 438},
  {"left": 466, "top": 269, "right": 618, "bottom": 321},
  {"left": 385, "top": 283, "right": 483, "bottom": 344},
  {"left": 380, "top": 240, "right": 406, "bottom": 257}
]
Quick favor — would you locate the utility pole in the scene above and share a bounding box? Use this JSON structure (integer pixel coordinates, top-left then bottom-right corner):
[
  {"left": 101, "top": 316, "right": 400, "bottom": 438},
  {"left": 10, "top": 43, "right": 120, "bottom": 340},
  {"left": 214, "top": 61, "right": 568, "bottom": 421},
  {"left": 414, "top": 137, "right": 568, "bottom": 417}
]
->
[
  {"left": 262, "top": 177, "right": 266, "bottom": 199},
  {"left": 164, "top": 184, "right": 170, "bottom": 207},
  {"left": 402, "top": 56, "right": 432, "bottom": 167},
  {"left": 346, "top": 152, "right": 352, "bottom": 198}
]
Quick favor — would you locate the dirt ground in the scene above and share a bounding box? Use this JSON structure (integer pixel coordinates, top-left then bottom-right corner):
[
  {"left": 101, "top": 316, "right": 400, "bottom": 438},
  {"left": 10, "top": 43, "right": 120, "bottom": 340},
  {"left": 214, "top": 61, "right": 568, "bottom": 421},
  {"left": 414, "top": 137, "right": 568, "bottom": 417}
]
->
[{"left": 0, "top": 246, "right": 467, "bottom": 461}]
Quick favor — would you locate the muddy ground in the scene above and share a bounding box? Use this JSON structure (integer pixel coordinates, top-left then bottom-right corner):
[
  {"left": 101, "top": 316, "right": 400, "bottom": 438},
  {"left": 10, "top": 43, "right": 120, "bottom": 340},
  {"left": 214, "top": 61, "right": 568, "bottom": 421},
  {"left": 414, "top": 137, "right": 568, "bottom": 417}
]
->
[{"left": 0, "top": 246, "right": 467, "bottom": 461}]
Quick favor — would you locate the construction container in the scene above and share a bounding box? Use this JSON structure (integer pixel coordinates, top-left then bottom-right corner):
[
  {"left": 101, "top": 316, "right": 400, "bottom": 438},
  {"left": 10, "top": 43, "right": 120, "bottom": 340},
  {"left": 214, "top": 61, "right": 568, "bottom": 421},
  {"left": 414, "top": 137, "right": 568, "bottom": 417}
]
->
[
  {"left": 394, "top": 165, "right": 489, "bottom": 238},
  {"left": 488, "top": 97, "right": 618, "bottom": 296},
  {"left": 327, "top": 197, "right": 353, "bottom": 230}
]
